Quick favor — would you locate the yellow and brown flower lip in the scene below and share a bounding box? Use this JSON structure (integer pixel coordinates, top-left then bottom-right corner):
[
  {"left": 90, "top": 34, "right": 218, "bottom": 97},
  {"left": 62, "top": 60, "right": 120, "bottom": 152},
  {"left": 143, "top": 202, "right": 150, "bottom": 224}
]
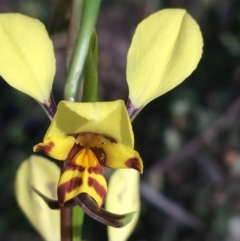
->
[{"left": 34, "top": 132, "right": 143, "bottom": 208}]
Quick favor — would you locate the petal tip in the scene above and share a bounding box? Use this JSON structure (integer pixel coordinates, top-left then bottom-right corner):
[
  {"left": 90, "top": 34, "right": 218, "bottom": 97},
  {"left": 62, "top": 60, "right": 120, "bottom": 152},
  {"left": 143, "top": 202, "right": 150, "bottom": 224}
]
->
[{"left": 125, "top": 158, "right": 143, "bottom": 173}]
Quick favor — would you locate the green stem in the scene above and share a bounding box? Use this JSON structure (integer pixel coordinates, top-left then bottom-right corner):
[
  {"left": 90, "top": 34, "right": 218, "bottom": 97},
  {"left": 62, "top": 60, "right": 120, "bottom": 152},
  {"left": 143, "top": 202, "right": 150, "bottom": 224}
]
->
[
  {"left": 66, "top": 0, "right": 83, "bottom": 68},
  {"left": 82, "top": 30, "right": 99, "bottom": 102},
  {"left": 72, "top": 207, "right": 84, "bottom": 241},
  {"left": 64, "top": 0, "right": 101, "bottom": 101}
]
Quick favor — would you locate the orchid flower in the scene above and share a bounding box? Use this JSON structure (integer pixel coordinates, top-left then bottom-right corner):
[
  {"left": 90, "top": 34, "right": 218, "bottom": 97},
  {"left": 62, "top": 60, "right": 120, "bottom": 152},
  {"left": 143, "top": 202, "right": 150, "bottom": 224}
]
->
[
  {"left": 0, "top": 12, "right": 142, "bottom": 228},
  {"left": 33, "top": 100, "right": 143, "bottom": 209},
  {"left": 0, "top": 7, "right": 203, "bottom": 241}
]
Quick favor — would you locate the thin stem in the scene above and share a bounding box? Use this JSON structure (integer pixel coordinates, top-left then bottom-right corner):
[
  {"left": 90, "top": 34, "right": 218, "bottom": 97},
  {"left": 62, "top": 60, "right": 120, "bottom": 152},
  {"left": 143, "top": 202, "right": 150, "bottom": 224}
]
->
[
  {"left": 72, "top": 207, "right": 84, "bottom": 241},
  {"left": 64, "top": 0, "right": 101, "bottom": 101},
  {"left": 66, "top": 0, "right": 83, "bottom": 68},
  {"left": 61, "top": 208, "right": 73, "bottom": 241},
  {"left": 82, "top": 30, "right": 98, "bottom": 102}
]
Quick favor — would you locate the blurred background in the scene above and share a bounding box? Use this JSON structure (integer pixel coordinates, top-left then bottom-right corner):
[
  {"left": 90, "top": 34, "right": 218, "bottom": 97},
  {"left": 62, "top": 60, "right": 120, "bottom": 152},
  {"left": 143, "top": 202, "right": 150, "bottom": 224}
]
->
[{"left": 1, "top": 0, "right": 240, "bottom": 240}]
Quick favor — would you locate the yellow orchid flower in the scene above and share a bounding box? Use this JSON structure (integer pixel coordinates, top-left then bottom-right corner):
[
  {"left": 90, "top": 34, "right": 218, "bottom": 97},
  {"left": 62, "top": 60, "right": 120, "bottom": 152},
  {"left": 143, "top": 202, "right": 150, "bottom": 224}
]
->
[
  {"left": 0, "top": 7, "right": 203, "bottom": 236},
  {"left": 0, "top": 12, "right": 142, "bottom": 227},
  {"left": 34, "top": 100, "right": 143, "bottom": 209}
]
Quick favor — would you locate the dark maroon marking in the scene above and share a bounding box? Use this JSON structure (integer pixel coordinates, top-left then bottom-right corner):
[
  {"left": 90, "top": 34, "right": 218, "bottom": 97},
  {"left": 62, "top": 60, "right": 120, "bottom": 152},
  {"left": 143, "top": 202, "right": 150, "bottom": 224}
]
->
[
  {"left": 87, "top": 177, "right": 107, "bottom": 202},
  {"left": 126, "top": 98, "right": 138, "bottom": 119},
  {"left": 88, "top": 165, "right": 105, "bottom": 175},
  {"left": 125, "top": 158, "right": 142, "bottom": 172},
  {"left": 91, "top": 147, "right": 106, "bottom": 165},
  {"left": 58, "top": 177, "right": 83, "bottom": 206},
  {"left": 33, "top": 187, "right": 136, "bottom": 227},
  {"left": 35, "top": 141, "right": 54, "bottom": 154},
  {"left": 62, "top": 164, "right": 85, "bottom": 174},
  {"left": 75, "top": 193, "right": 135, "bottom": 227},
  {"left": 40, "top": 92, "right": 57, "bottom": 119},
  {"left": 66, "top": 143, "right": 83, "bottom": 163}
]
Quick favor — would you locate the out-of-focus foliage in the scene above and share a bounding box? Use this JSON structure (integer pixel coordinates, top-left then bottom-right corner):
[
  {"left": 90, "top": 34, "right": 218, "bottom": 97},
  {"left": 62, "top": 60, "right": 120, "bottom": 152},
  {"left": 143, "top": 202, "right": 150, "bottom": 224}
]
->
[{"left": 1, "top": 0, "right": 240, "bottom": 240}]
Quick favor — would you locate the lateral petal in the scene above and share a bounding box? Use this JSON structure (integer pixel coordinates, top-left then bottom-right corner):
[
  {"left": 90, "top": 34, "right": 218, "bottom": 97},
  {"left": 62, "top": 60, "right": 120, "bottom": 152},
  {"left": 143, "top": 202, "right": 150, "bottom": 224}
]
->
[
  {"left": 102, "top": 141, "right": 143, "bottom": 173},
  {"left": 127, "top": 9, "right": 203, "bottom": 108},
  {"left": 0, "top": 14, "right": 55, "bottom": 103},
  {"left": 34, "top": 135, "right": 75, "bottom": 161}
]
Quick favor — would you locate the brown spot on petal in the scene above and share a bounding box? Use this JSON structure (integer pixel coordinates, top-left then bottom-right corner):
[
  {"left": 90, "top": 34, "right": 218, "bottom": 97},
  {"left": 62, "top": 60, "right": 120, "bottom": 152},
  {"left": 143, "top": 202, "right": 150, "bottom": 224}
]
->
[
  {"left": 91, "top": 147, "right": 106, "bottom": 165},
  {"left": 35, "top": 141, "right": 54, "bottom": 155},
  {"left": 63, "top": 165, "right": 85, "bottom": 173},
  {"left": 58, "top": 177, "right": 83, "bottom": 206},
  {"left": 88, "top": 165, "right": 105, "bottom": 175},
  {"left": 125, "top": 158, "right": 142, "bottom": 173},
  {"left": 67, "top": 143, "right": 83, "bottom": 162},
  {"left": 88, "top": 177, "right": 107, "bottom": 207}
]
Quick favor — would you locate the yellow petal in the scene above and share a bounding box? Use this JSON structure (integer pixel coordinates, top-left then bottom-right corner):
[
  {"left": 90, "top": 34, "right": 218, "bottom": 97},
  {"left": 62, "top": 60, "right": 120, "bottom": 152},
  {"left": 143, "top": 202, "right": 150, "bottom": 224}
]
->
[
  {"left": 106, "top": 169, "right": 140, "bottom": 241},
  {"left": 58, "top": 163, "right": 107, "bottom": 208},
  {"left": 44, "top": 100, "right": 134, "bottom": 148},
  {"left": 15, "top": 155, "right": 60, "bottom": 241},
  {"left": 127, "top": 9, "right": 203, "bottom": 108},
  {"left": 0, "top": 14, "right": 55, "bottom": 103},
  {"left": 102, "top": 140, "right": 143, "bottom": 173},
  {"left": 34, "top": 135, "right": 75, "bottom": 160}
]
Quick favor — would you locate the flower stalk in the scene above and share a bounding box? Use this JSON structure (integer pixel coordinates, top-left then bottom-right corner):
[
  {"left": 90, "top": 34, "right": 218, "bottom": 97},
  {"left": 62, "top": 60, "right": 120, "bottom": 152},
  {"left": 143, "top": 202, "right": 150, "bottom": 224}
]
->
[{"left": 64, "top": 0, "right": 101, "bottom": 102}]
